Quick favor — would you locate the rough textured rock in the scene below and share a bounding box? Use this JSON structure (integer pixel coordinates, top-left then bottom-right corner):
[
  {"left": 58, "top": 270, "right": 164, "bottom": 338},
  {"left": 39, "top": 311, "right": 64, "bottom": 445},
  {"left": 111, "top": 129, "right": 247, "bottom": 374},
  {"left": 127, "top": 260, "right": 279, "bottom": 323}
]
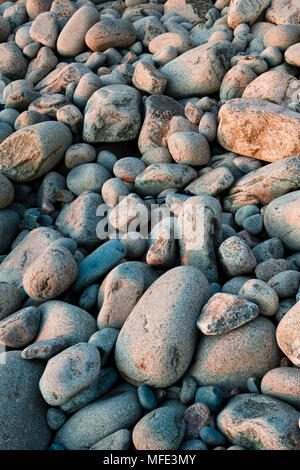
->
[
  {"left": 228, "top": 0, "right": 271, "bottom": 29},
  {"left": 217, "top": 393, "right": 300, "bottom": 450},
  {"left": 39, "top": 342, "right": 101, "bottom": 406},
  {"left": 164, "top": 0, "right": 213, "bottom": 25},
  {"left": 83, "top": 85, "right": 141, "bottom": 143},
  {"left": 197, "top": 293, "right": 259, "bottom": 335},
  {"left": 223, "top": 155, "right": 300, "bottom": 212},
  {"left": 242, "top": 71, "right": 300, "bottom": 106},
  {"left": 276, "top": 301, "right": 300, "bottom": 367},
  {"left": 138, "top": 94, "right": 184, "bottom": 154},
  {"left": 218, "top": 98, "right": 300, "bottom": 162},
  {"left": 0, "top": 122, "right": 72, "bottom": 182},
  {"left": 261, "top": 367, "right": 300, "bottom": 408},
  {"left": 0, "top": 227, "right": 62, "bottom": 289},
  {"left": 161, "top": 41, "right": 234, "bottom": 98},
  {"left": 57, "top": 5, "right": 99, "bottom": 57},
  {"left": 115, "top": 266, "right": 210, "bottom": 388},
  {"left": 188, "top": 316, "right": 281, "bottom": 391},
  {"left": 266, "top": 0, "right": 300, "bottom": 25},
  {"left": 264, "top": 191, "right": 300, "bottom": 251},
  {"left": 85, "top": 19, "right": 136, "bottom": 52}
]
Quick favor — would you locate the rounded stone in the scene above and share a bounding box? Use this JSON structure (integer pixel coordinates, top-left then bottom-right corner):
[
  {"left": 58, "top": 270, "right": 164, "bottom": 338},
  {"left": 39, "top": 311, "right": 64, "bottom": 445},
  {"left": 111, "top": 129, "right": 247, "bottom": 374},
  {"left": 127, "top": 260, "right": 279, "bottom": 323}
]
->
[
  {"left": 64, "top": 143, "right": 96, "bottom": 169},
  {"left": 135, "top": 163, "right": 197, "bottom": 197},
  {"left": 113, "top": 157, "right": 146, "bottom": 183},
  {"left": 132, "top": 404, "right": 185, "bottom": 450},
  {"left": 285, "top": 43, "right": 300, "bottom": 67},
  {"left": 264, "top": 191, "right": 300, "bottom": 251},
  {"left": 85, "top": 19, "right": 136, "bottom": 53},
  {"left": 218, "top": 236, "right": 257, "bottom": 277},
  {"left": 0, "top": 43, "right": 28, "bottom": 80},
  {"left": 54, "top": 384, "right": 142, "bottom": 449},
  {"left": 184, "top": 402, "right": 210, "bottom": 439},
  {"left": 188, "top": 316, "right": 281, "bottom": 391},
  {"left": 0, "top": 283, "right": 22, "bottom": 320},
  {"left": 239, "top": 279, "right": 279, "bottom": 317},
  {"left": 39, "top": 342, "right": 101, "bottom": 406},
  {"left": 66, "top": 163, "right": 111, "bottom": 196},
  {"left": 276, "top": 301, "right": 300, "bottom": 367},
  {"left": 35, "top": 300, "right": 97, "bottom": 346},
  {"left": 261, "top": 367, "right": 300, "bottom": 408},
  {"left": 101, "top": 177, "right": 130, "bottom": 207},
  {"left": 57, "top": 5, "right": 99, "bottom": 57},
  {"left": 23, "top": 245, "right": 78, "bottom": 302},
  {"left": 267, "top": 270, "right": 300, "bottom": 299},
  {"left": 0, "top": 174, "right": 14, "bottom": 209},
  {"left": 0, "top": 306, "right": 40, "bottom": 348},
  {"left": 168, "top": 131, "right": 210, "bottom": 166},
  {"left": 90, "top": 429, "right": 131, "bottom": 450},
  {"left": 217, "top": 393, "right": 300, "bottom": 450},
  {"left": 0, "top": 122, "right": 72, "bottom": 183},
  {"left": 115, "top": 266, "right": 210, "bottom": 388},
  {"left": 0, "top": 351, "right": 51, "bottom": 449},
  {"left": 264, "top": 25, "right": 300, "bottom": 51}
]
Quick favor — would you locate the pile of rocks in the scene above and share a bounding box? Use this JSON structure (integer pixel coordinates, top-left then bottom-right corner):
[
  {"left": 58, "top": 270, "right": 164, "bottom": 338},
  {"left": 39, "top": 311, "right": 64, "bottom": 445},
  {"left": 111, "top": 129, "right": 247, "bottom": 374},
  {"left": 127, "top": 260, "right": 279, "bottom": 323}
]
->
[{"left": 0, "top": 0, "right": 299, "bottom": 451}]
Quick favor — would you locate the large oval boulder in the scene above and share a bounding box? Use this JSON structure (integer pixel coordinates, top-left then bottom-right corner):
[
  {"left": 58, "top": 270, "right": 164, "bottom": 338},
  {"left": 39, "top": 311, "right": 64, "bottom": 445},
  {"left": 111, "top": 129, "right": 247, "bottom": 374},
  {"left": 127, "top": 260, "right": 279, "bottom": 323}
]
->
[{"left": 115, "top": 266, "right": 210, "bottom": 388}]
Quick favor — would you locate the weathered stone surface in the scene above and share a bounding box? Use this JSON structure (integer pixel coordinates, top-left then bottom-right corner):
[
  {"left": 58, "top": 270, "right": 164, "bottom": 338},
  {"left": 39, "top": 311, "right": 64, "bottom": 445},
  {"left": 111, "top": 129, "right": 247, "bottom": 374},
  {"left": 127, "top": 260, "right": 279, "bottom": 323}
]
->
[
  {"left": 161, "top": 41, "right": 234, "bottom": 98},
  {"left": 138, "top": 94, "right": 184, "bottom": 154},
  {"left": 228, "top": 0, "right": 271, "bottom": 29},
  {"left": 36, "top": 62, "right": 90, "bottom": 95},
  {"left": 0, "top": 121, "right": 72, "bottom": 182},
  {"left": 197, "top": 293, "right": 259, "bottom": 335},
  {"left": 188, "top": 316, "right": 281, "bottom": 391},
  {"left": 115, "top": 266, "right": 210, "bottom": 388},
  {"left": 0, "top": 227, "right": 62, "bottom": 289},
  {"left": 164, "top": 0, "right": 213, "bottom": 25},
  {"left": 276, "top": 301, "right": 300, "bottom": 367},
  {"left": 218, "top": 98, "right": 300, "bottom": 162},
  {"left": 264, "top": 191, "right": 300, "bottom": 251},
  {"left": 223, "top": 155, "right": 300, "bottom": 212},
  {"left": 135, "top": 163, "right": 197, "bottom": 196},
  {"left": 83, "top": 85, "right": 141, "bottom": 143},
  {"left": 35, "top": 300, "right": 97, "bottom": 347},
  {"left": 266, "top": 0, "right": 300, "bottom": 26},
  {"left": 261, "top": 367, "right": 300, "bottom": 408},
  {"left": 217, "top": 393, "right": 300, "bottom": 450},
  {"left": 85, "top": 19, "right": 136, "bottom": 52},
  {"left": 242, "top": 71, "right": 300, "bottom": 106}
]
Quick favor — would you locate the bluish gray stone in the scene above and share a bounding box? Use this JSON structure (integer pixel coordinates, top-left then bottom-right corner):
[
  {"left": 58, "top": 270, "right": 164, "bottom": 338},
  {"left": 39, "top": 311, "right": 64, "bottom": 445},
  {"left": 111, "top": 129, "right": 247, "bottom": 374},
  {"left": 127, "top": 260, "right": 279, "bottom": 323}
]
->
[
  {"left": 54, "top": 384, "right": 143, "bottom": 449},
  {"left": 72, "top": 240, "right": 127, "bottom": 293}
]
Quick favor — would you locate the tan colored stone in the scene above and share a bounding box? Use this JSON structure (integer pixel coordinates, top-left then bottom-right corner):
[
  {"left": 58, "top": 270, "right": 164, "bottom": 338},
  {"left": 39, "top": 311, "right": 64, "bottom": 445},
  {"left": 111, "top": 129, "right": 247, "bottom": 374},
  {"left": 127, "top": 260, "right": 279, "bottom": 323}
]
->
[
  {"left": 218, "top": 98, "right": 300, "bottom": 162},
  {"left": 242, "top": 71, "right": 300, "bottom": 106},
  {"left": 148, "top": 32, "right": 192, "bottom": 55},
  {"left": 277, "top": 301, "right": 300, "bottom": 366},
  {"left": 164, "top": 0, "right": 213, "bottom": 25},
  {"left": 266, "top": 0, "right": 300, "bottom": 25},
  {"left": 223, "top": 155, "right": 300, "bottom": 213},
  {"left": 188, "top": 316, "right": 281, "bottom": 391},
  {"left": 228, "top": 0, "right": 271, "bottom": 29},
  {"left": 261, "top": 367, "right": 300, "bottom": 408}
]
